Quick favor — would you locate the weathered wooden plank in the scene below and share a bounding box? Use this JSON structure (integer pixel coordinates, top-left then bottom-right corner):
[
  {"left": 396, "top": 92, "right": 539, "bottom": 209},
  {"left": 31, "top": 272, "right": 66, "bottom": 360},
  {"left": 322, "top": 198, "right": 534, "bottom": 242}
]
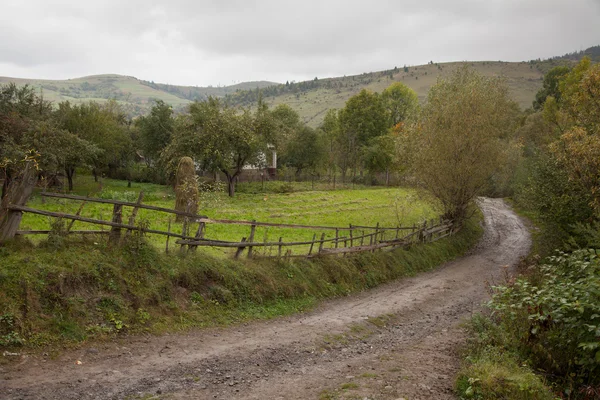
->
[
  {"left": 41, "top": 192, "right": 207, "bottom": 219},
  {"left": 233, "top": 238, "right": 246, "bottom": 258},
  {"left": 125, "top": 191, "right": 144, "bottom": 238},
  {"left": 311, "top": 240, "right": 400, "bottom": 257},
  {"left": 7, "top": 205, "right": 200, "bottom": 240},
  {"left": 16, "top": 230, "right": 108, "bottom": 235},
  {"left": 66, "top": 200, "right": 87, "bottom": 233},
  {"left": 318, "top": 233, "right": 326, "bottom": 253},
  {"left": 247, "top": 222, "right": 256, "bottom": 258},
  {"left": 176, "top": 234, "right": 343, "bottom": 248}
]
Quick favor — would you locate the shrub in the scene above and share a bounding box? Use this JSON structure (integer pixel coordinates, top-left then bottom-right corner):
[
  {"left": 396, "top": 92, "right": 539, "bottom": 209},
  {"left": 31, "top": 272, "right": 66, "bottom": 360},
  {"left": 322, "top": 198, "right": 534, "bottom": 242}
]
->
[{"left": 489, "top": 249, "right": 600, "bottom": 392}]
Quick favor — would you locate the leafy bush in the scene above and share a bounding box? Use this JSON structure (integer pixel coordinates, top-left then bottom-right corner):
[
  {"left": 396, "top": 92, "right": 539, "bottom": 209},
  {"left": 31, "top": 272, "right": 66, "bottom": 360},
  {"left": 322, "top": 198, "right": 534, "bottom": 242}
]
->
[{"left": 489, "top": 249, "right": 600, "bottom": 393}]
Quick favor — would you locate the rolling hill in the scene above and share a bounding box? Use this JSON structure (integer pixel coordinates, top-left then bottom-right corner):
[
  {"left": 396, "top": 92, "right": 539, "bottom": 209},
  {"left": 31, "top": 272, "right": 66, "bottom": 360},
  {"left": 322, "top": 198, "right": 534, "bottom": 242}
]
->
[
  {"left": 2, "top": 45, "right": 597, "bottom": 127},
  {"left": 0, "top": 74, "right": 277, "bottom": 117}
]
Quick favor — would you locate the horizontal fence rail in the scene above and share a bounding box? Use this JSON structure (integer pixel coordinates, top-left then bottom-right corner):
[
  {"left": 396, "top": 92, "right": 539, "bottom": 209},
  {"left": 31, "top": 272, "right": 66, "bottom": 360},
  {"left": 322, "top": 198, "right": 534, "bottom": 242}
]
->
[{"left": 1, "top": 190, "right": 457, "bottom": 259}]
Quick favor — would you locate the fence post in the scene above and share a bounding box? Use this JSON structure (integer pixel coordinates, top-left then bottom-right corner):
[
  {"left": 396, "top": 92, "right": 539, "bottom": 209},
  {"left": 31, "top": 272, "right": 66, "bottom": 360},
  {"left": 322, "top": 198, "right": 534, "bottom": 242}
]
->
[
  {"left": 165, "top": 219, "right": 171, "bottom": 253},
  {"left": 308, "top": 233, "right": 317, "bottom": 256},
  {"left": 318, "top": 232, "right": 325, "bottom": 253},
  {"left": 278, "top": 237, "right": 283, "bottom": 257},
  {"left": 189, "top": 221, "right": 205, "bottom": 252},
  {"left": 0, "top": 162, "right": 38, "bottom": 243},
  {"left": 125, "top": 191, "right": 144, "bottom": 238},
  {"left": 335, "top": 228, "right": 339, "bottom": 249},
  {"left": 361, "top": 230, "right": 365, "bottom": 246},
  {"left": 66, "top": 200, "right": 87, "bottom": 234},
  {"left": 235, "top": 237, "right": 247, "bottom": 259},
  {"left": 349, "top": 224, "right": 354, "bottom": 247},
  {"left": 109, "top": 204, "right": 123, "bottom": 244},
  {"left": 247, "top": 221, "right": 256, "bottom": 258}
]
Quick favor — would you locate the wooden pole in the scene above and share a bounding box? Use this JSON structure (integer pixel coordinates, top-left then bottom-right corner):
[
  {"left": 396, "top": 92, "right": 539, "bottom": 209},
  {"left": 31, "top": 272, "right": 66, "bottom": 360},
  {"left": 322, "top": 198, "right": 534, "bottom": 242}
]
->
[
  {"left": 66, "top": 200, "right": 86, "bottom": 233},
  {"left": 189, "top": 221, "right": 205, "bottom": 252},
  {"left": 361, "top": 230, "right": 365, "bottom": 246},
  {"left": 125, "top": 191, "right": 144, "bottom": 238},
  {"left": 278, "top": 237, "right": 283, "bottom": 257},
  {"left": 308, "top": 233, "right": 317, "bottom": 255},
  {"left": 335, "top": 228, "right": 339, "bottom": 249},
  {"left": 109, "top": 204, "right": 123, "bottom": 244},
  {"left": 165, "top": 219, "right": 171, "bottom": 253},
  {"left": 235, "top": 237, "right": 247, "bottom": 259},
  {"left": 247, "top": 221, "right": 256, "bottom": 258},
  {"left": 349, "top": 224, "right": 354, "bottom": 247},
  {"left": 318, "top": 232, "right": 326, "bottom": 253}
]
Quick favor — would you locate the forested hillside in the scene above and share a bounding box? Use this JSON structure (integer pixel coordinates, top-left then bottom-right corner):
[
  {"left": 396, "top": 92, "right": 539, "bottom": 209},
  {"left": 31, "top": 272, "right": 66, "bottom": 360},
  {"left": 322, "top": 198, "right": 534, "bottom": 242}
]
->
[{"left": 2, "top": 47, "right": 594, "bottom": 124}]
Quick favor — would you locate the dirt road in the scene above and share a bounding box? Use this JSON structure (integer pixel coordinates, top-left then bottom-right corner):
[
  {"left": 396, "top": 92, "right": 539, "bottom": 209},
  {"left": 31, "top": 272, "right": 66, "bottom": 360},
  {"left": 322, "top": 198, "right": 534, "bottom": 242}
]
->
[{"left": 1, "top": 198, "right": 530, "bottom": 400}]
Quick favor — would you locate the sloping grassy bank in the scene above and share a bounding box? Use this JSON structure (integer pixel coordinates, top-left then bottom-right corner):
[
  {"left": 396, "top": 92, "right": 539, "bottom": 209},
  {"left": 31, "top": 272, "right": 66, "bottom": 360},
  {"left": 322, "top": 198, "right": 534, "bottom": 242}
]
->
[{"left": 0, "top": 215, "right": 481, "bottom": 350}]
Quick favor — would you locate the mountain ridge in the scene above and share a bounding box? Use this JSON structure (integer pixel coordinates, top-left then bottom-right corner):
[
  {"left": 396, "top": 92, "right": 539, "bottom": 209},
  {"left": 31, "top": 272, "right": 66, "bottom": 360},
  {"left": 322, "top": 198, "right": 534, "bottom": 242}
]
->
[{"left": 1, "top": 45, "right": 597, "bottom": 126}]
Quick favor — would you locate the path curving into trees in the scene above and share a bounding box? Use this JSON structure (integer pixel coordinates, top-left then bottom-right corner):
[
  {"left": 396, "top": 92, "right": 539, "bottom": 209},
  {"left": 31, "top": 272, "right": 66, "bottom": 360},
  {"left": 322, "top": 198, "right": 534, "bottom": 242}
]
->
[{"left": 2, "top": 198, "right": 530, "bottom": 400}]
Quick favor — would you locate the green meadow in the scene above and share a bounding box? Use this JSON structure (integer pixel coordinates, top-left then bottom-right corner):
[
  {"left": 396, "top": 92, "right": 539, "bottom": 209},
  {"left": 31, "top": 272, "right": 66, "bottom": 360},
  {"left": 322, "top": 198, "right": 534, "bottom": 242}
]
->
[{"left": 19, "top": 176, "right": 438, "bottom": 257}]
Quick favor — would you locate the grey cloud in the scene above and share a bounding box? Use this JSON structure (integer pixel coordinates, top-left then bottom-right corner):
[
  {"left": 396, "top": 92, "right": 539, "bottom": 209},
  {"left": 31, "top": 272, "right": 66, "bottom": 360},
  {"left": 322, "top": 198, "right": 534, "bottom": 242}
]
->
[{"left": 0, "top": 0, "right": 599, "bottom": 86}]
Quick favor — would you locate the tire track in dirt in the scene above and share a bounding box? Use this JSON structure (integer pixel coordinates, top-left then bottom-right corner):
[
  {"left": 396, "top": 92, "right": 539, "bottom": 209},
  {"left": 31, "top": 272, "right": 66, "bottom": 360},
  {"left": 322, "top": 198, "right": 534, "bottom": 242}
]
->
[{"left": 1, "top": 198, "right": 530, "bottom": 400}]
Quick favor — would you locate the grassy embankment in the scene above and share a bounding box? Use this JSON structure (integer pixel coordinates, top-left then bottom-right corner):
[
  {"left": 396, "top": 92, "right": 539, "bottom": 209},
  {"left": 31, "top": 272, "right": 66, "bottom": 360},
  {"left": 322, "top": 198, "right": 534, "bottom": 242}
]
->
[{"left": 0, "top": 176, "right": 482, "bottom": 350}]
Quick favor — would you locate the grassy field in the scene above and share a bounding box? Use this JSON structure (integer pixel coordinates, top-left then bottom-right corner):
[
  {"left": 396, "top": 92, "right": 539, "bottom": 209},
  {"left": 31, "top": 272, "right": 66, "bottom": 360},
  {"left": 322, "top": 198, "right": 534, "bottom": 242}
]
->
[{"left": 18, "top": 176, "right": 438, "bottom": 257}]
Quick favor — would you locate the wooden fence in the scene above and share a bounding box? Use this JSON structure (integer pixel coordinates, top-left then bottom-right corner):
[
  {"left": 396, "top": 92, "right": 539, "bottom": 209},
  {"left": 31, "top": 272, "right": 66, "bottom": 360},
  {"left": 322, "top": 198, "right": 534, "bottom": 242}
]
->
[{"left": 0, "top": 171, "right": 457, "bottom": 259}]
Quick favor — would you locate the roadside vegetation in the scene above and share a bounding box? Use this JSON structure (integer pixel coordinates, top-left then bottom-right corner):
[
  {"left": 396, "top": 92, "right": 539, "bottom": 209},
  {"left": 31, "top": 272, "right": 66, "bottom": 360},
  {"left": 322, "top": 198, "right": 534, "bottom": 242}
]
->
[{"left": 457, "top": 58, "right": 600, "bottom": 399}]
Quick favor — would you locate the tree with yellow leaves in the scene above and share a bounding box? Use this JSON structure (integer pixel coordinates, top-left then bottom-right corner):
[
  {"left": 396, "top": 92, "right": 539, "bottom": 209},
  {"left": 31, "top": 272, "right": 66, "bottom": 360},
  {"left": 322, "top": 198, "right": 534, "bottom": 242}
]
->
[{"left": 548, "top": 58, "right": 600, "bottom": 214}]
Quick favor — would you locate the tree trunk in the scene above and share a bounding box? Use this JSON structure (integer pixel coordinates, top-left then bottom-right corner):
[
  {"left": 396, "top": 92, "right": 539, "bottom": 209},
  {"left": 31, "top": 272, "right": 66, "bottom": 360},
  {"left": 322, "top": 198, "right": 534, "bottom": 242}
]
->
[
  {"left": 1, "top": 175, "right": 11, "bottom": 200},
  {"left": 0, "top": 162, "right": 38, "bottom": 243},
  {"left": 227, "top": 179, "right": 235, "bottom": 197},
  {"left": 65, "top": 167, "right": 75, "bottom": 191},
  {"left": 92, "top": 169, "right": 98, "bottom": 182},
  {"left": 224, "top": 171, "right": 237, "bottom": 197}
]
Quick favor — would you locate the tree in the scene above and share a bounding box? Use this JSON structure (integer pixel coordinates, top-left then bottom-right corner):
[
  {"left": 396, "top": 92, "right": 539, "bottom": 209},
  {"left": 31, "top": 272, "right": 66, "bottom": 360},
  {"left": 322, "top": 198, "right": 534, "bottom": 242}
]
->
[
  {"left": 281, "top": 125, "right": 326, "bottom": 177},
  {"left": 532, "top": 66, "right": 571, "bottom": 110},
  {"left": 24, "top": 121, "right": 100, "bottom": 191},
  {"left": 0, "top": 84, "right": 52, "bottom": 198},
  {"left": 270, "top": 103, "right": 301, "bottom": 148},
  {"left": 362, "top": 134, "right": 396, "bottom": 185},
  {"left": 320, "top": 109, "right": 341, "bottom": 186},
  {"left": 381, "top": 82, "right": 420, "bottom": 126},
  {"left": 338, "top": 89, "right": 387, "bottom": 181},
  {"left": 164, "top": 97, "right": 272, "bottom": 197},
  {"left": 135, "top": 100, "right": 174, "bottom": 167},
  {"left": 412, "top": 67, "right": 517, "bottom": 221},
  {"left": 55, "top": 101, "right": 132, "bottom": 182},
  {"left": 549, "top": 58, "right": 600, "bottom": 215}
]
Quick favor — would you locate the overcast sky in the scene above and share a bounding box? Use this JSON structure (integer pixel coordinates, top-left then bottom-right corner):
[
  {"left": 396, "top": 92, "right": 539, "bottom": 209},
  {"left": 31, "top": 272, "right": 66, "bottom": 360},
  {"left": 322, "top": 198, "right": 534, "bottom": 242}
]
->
[{"left": 1, "top": 0, "right": 599, "bottom": 87}]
